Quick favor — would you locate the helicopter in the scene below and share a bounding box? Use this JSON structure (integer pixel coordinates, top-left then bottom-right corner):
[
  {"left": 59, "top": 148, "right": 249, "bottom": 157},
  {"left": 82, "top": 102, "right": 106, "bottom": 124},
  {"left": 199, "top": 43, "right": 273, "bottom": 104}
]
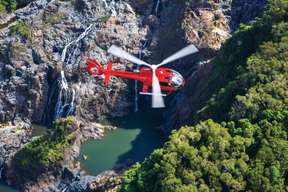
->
[{"left": 85, "top": 44, "right": 199, "bottom": 108}]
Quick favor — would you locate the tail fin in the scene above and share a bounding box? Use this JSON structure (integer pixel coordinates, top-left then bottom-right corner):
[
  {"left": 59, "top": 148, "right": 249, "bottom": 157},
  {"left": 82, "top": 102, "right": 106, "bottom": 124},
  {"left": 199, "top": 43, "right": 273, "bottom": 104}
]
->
[
  {"left": 104, "top": 62, "right": 113, "bottom": 85},
  {"left": 85, "top": 58, "right": 104, "bottom": 75}
]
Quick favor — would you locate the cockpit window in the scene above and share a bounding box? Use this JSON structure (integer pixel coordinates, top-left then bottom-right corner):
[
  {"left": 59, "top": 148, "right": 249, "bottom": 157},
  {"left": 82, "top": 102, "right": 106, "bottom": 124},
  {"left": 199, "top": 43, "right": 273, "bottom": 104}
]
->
[{"left": 167, "top": 70, "right": 184, "bottom": 88}]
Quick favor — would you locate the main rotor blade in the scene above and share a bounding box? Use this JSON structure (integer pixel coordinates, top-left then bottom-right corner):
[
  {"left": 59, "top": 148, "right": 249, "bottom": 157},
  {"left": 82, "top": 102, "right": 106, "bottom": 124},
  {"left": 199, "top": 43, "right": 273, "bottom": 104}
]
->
[
  {"left": 152, "top": 69, "right": 165, "bottom": 108},
  {"left": 108, "top": 45, "right": 150, "bottom": 67},
  {"left": 158, "top": 44, "right": 199, "bottom": 67}
]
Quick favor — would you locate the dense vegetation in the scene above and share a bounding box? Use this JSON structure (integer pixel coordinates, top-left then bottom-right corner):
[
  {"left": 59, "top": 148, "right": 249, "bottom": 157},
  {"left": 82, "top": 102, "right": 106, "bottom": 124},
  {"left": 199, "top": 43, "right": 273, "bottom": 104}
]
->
[
  {"left": 13, "top": 116, "right": 77, "bottom": 183},
  {"left": 121, "top": 0, "right": 288, "bottom": 191},
  {"left": 0, "top": 0, "right": 34, "bottom": 12},
  {"left": 0, "top": 0, "right": 16, "bottom": 12},
  {"left": 9, "top": 21, "right": 32, "bottom": 40}
]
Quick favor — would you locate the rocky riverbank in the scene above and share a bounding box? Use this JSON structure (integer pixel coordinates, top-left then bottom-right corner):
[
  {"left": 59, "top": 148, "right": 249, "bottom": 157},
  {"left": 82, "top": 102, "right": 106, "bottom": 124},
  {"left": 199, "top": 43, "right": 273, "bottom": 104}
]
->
[{"left": 0, "top": 123, "right": 31, "bottom": 182}]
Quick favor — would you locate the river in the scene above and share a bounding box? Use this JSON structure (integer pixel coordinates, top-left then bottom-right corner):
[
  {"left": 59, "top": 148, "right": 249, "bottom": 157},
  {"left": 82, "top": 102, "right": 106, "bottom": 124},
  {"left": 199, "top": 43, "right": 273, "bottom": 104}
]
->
[
  {"left": 77, "top": 110, "right": 165, "bottom": 175},
  {"left": 0, "top": 180, "right": 17, "bottom": 192}
]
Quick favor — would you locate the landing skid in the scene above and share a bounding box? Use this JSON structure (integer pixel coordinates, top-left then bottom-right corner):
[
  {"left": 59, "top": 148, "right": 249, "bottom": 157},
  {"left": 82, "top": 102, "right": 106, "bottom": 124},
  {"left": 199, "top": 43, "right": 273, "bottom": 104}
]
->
[{"left": 139, "top": 92, "right": 167, "bottom": 96}]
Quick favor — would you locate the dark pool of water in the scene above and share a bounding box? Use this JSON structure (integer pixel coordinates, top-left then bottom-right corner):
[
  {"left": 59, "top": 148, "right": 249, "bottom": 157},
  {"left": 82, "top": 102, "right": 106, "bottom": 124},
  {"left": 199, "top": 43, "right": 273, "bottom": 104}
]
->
[
  {"left": 0, "top": 111, "right": 165, "bottom": 190},
  {"left": 77, "top": 110, "right": 166, "bottom": 175},
  {"left": 0, "top": 181, "right": 18, "bottom": 192}
]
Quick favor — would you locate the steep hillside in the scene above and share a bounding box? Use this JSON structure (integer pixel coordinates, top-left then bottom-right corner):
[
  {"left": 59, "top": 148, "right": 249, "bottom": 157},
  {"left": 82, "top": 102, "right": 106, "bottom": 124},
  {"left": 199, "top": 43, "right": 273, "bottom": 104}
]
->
[
  {"left": 162, "top": 0, "right": 267, "bottom": 134},
  {"left": 0, "top": 0, "right": 282, "bottom": 191},
  {"left": 121, "top": 0, "right": 288, "bottom": 191}
]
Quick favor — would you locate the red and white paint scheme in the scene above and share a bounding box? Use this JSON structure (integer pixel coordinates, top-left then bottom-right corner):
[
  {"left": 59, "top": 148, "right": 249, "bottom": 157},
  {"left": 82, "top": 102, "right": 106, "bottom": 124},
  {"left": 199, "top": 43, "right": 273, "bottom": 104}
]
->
[{"left": 85, "top": 45, "right": 198, "bottom": 108}]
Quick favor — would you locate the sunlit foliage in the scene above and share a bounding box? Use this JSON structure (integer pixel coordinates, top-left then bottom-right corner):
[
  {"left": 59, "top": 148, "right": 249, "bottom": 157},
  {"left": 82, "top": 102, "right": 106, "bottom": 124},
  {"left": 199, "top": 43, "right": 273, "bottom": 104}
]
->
[
  {"left": 13, "top": 116, "right": 77, "bottom": 183},
  {"left": 121, "top": 0, "right": 288, "bottom": 191}
]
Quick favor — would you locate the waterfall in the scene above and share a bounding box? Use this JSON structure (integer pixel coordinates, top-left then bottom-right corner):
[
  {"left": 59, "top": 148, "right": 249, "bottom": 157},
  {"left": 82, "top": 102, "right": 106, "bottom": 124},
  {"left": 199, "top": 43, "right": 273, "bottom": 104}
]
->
[
  {"left": 135, "top": 40, "right": 150, "bottom": 112},
  {"left": 102, "top": 0, "right": 108, "bottom": 8},
  {"left": 155, "top": 0, "right": 161, "bottom": 17},
  {"left": 102, "top": 0, "right": 117, "bottom": 16},
  {"left": 134, "top": 0, "right": 162, "bottom": 111},
  {"left": 61, "top": 186, "right": 68, "bottom": 192},
  {"left": 52, "top": 0, "right": 119, "bottom": 121},
  {"left": 54, "top": 71, "right": 75, "bottom": 119},
  {"left": 0, "top": 166, "right": 3, "bottom": 179},
  {"left": 124, "top": 2, "right": 136, "bottom": 15},
  {"left": 134, "top": 76, "right": 139, "bottom": 112},
  {"left": 61, "top": 24, "right": 94, "bottom": 67},
  {"left": 67, "top": 89, "right": 75, "bottom": 115},
  {"left": 110, "top": 0, "right": 117, "bottom": 17},
  {"left": 52, "top": 23, "right": 95, "bottom": 121}
]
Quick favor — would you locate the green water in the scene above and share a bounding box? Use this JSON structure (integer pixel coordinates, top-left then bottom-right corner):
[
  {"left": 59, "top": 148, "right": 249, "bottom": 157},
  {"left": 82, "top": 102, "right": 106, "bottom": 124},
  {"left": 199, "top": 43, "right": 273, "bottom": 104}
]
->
[
  {"left": 0, "top": 111, "right": 165, "bottom": 190},
  {"left": 0, "top": 181, "right": 18, "bottom": 192},
  {"left": 31, "top": 124, "right": 47, "bottom": 137},
  {"left": 77, "top": 110, "right": 165, "bottom": 175}
]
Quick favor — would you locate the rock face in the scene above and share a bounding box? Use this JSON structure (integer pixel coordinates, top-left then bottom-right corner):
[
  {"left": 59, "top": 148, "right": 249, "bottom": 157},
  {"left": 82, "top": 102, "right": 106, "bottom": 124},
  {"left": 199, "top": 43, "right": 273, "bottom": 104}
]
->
[
  {"left": 61, "top": 171, "right": 121, "bottom": 192},
  {"left": 0, "top": 0, "right": 147, "bottom": 190},
  {"left": 0, "top": 123, "right": 31, "bottom": 179},
  {"left": 230, "top": 0, "right": 267, "bottom": 31},
  {"left": 0, "top": 0, "right": 147, "bottom": 128},
  {"left": 152, "top": 0, "right": 231, "bottom": 135},
  {"left": 0, "top": 0, "right": 269, "bottom": 191},
  {"left": 161, "top": 0, "right": 268, "bottom": 134},
  {"left": 182, "top": 0, "right": 231, "bottom": 51}
]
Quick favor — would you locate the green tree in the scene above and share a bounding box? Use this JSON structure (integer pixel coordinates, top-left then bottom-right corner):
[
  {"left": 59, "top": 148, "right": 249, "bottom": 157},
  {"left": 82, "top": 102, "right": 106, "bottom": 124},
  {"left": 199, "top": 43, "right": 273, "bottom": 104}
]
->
[
  {"left": 13, "top": 116, "right": 77, "bottom": 183},
  {"left": 120, "top": 0, "right": 288, "bottom": 191}
]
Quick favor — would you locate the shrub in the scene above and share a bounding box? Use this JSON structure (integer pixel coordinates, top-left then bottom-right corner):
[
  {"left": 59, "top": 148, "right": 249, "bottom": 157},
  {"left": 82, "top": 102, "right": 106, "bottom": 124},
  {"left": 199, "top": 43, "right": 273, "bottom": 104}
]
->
[
  {"left": 10, "top": 21, "right": 32, "bottom": 40},
  {"left": 120, "top": 0, "right": 288, "bottom": 191},
  {"left": 0, "top": 0, "right": 17, "bottom": 12},
  {"left": 13, "top": 116, "right": 77, "bottom": 183}
]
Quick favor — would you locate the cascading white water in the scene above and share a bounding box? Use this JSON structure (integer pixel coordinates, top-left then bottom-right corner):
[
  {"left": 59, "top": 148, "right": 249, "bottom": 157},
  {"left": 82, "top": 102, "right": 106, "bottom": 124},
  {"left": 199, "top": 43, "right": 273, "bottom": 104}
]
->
[
  {"left": 124, "top": 2, "right": 136, "bottom": 15},
  {"left": 54, "top": 71, "right": 75, "bottom": 119},
  {"left": 102, "top": 0, "right": 117, "bottom": 17},
  {"left": 61, "top": 24, "right": 94, "bottom": 66},
  {"left": 133, "top": 0, "right": 162, "bottom": 111},
  {"left": 110, "top": 0, "right": 117, "bottom": 17},
  {"left": 53, "top": 0, "right": 120, "bottom": 120},
  {"left": 61, "top": 186, "right": 68, "bottom": 192},
  {"left": 155, "top": 0, "right": 161, "bottom": 17},
  {"left": 53, "top": 23, "right": 95, "bottom": 120},
  {"left": 135, "top": 40, "right": 149, "bottom": 112},
  {"left": 102, "top": 0, "right": 108, "bottom": 8},
  {"left": 0, "top": 166, "right": 3, "bottom": 179}
]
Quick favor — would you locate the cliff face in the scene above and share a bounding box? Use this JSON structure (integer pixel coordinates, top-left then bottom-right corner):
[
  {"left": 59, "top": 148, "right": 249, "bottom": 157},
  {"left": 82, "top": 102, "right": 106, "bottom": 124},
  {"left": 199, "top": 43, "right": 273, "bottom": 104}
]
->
[
  {"left": 0, "top": 0, "right": 148, "bottom": 128},
  {"left": 162, "top": 0, "right": 267, "bottom": 134},
  {"left": 230, "top": 0, "right": 267, "bottom": 31},
  {"left": 0, "top": 0, "right": 267, "bottom": 137},
  {"left": 0, "top": 0, "right": 147, "bottom": 190},
  {"left": 0, "top": 0, "right": 269, "bottom": 191}
]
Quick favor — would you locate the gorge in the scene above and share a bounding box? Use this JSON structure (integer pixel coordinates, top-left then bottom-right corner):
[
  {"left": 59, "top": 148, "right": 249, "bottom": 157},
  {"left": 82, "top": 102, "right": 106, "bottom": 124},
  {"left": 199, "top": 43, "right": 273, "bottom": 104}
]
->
[{"left": 0, "top": 0, "right": 273, "bottom": 191}]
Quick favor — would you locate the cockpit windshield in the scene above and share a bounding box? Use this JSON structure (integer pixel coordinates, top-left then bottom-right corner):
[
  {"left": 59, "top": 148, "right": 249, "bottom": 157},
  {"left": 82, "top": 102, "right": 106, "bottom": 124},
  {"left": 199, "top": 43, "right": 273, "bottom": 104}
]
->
[{"left": 168, "top": 70, "right": 184, "bottom": 88}]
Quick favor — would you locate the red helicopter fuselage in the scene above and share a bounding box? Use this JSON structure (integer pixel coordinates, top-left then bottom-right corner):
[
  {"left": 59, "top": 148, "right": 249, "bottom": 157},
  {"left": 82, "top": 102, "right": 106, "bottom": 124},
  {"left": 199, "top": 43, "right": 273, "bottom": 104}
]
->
[{"left": 85, "top": 58, "right": 185, "bottom": 93}]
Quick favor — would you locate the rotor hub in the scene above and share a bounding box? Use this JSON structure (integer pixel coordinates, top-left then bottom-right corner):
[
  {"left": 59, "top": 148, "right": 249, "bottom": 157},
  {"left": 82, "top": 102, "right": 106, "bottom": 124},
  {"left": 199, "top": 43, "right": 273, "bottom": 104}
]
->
[{"left": 151, "top": 65, "right": 157, "bottom": 70}]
